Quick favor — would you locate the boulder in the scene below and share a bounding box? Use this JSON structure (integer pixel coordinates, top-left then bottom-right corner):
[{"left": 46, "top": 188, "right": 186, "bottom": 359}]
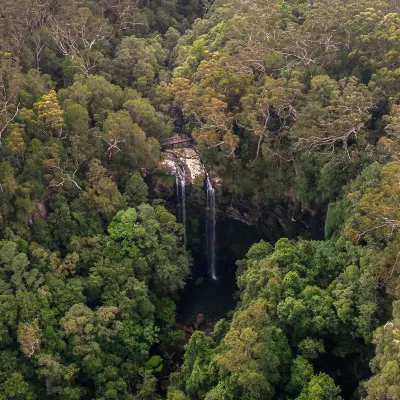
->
[
  {"left": 192, "top": 313, "right": 205, "bottom": 330},
  {"left": 159, "top": 378, "right": 170, "bottom": 392}
]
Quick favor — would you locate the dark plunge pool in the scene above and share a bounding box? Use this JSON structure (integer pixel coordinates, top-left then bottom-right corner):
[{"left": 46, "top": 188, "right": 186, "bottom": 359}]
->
[{"left": 176, "top": 216, "right": 262, "bottom": 326}]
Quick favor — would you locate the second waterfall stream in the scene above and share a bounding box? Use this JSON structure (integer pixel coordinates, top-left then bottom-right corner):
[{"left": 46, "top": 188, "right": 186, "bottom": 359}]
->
[
  {"left": 170, "top": 150, "right": 217, "bottom": 280},
  {"left": 206, "top": 173, "right": 217, "bottom": 280},
  {"left": 175, "top": 163, "right": 187, "bottom": 248}
]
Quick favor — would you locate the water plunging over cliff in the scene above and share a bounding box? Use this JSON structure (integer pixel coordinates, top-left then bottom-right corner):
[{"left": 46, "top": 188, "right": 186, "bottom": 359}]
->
[
  {"left": 159, "top": 148, "right": 218, "bottom": 277},
  {"left": 206, "top": 174, "right": 217, "bottom": 280},
  {"left": 175, "top": 163, "right": 187, "bottom": 247}
]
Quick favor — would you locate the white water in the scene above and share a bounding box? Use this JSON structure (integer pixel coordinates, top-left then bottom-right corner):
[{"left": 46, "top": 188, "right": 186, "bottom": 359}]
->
[
  {"left": 176, "top": 163, "right": 187, "bottom": 247},
  {"left": 206, "top": 173, "right": 217, "bottom": 280}
]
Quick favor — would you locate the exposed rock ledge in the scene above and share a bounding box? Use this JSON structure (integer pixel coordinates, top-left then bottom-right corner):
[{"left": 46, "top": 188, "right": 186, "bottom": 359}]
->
[
  {"left": 226, "top": 205, "right": 259, "bottom": 226},
  {"left": 160, "top": 148, "right": 206, "bottom": 185}
]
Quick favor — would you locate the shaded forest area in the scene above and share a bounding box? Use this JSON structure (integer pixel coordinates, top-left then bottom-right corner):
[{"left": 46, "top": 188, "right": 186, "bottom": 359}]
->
[{"left": 1, "top": 0, "right": 400, "bottom": 399}]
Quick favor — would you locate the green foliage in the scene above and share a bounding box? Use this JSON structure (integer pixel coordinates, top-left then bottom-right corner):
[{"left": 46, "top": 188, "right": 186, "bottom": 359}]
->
[
  {"left": 180, "top": 331, "right": 213, "bottom": 399},
  {"left": 123, "top": 89, "right": 173, "bottom": 138},
  {"left": 297, "top": 373, "right": 342, "bottom": 400},
  {"left": 0, "top": 372, "right": 36, "bottom": 400},
  {"left": 0, "top": 202, "right": 189, "bottom": 398},
  {"left": 107, "top": 205, "right": 190, "bottom": 295},
  {"left": 171, "top": 232, "right": 386, "bottom": 399},
  {"left": 364, "top": 301, "right": 400, "bottom": 399},
  {"left": 2, "top": 0, "right": 400, "bottom": 398},
  {"left": 111, "top": 36, "right": 165, "bottom": 93},
  {"left": 124, "top": 172, "right": 149, "bottom": 207},
  {"left": 324, "top": 202, "right": 344, "bottom": 240}
]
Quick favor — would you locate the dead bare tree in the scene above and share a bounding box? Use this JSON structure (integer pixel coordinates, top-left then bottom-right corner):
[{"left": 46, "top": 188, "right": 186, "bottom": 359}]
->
[
  {"left": 102, "top": 0, "right": 146, "bottom": 31},
  {"left": 0, "top": 57, "right": 20, "bottom": 146},
  {"left": 0, "top": 0, "right": 52, "bottom": 62},
  {"left": 95, "top": 130, "right": 125, "bottom": 160},
  {"left": 43, "top": 144, "right": 83, "bottom": 190},
  {"left": 295, "top": 77, "right": 373, "bottom": 157},
  {"left": 49, "top": 5, "right": 112, "bottom": 76}
]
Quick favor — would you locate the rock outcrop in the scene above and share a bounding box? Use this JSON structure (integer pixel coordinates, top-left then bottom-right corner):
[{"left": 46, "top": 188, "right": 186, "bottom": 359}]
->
[
  {"left": 191, "top": 313, "right": 205, "bottom": 330},
  {"left": 160, "top": 148, "right": 206, "bottom": 185}
]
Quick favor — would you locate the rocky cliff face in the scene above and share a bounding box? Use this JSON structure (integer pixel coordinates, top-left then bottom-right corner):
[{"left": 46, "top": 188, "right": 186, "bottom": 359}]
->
[{"left": 160, "top": 148, "right": 206, "bottom": 185}]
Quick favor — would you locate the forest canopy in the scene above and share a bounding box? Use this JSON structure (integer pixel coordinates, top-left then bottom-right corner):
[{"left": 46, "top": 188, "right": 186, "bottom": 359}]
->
[{"left": 1, "top": 0, "right": 400, "bottom": 399}]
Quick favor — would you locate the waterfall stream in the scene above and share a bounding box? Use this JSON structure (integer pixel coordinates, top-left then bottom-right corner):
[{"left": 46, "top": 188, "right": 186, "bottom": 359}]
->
[
  {"left": 175, "top": 163, "right": 187, "bottom": 247},
  {"left": 206, "top": 173, "right": 217, "bottom": 280}
]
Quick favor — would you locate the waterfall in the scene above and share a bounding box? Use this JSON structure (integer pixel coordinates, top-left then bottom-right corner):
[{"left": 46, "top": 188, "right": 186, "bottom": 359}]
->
[
  {"left": 206, "top": 173, "right": 217, "bottom": 280},
  {"left": 176, "top": 163, "right": 187, "bottom": 247}
]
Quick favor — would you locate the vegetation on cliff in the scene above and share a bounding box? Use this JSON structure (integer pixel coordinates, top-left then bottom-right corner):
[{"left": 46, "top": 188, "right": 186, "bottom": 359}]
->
[{"left": 1, "top": 0, "right": 400, "bottom": 398}]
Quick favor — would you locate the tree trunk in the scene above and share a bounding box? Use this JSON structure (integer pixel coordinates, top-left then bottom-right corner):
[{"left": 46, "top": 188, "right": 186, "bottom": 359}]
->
[{"left": 256, "top": 131, "right": 263, "bottom": 160}]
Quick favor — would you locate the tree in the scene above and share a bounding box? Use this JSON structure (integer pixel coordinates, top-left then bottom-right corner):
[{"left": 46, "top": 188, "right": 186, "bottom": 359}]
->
[
  {"left": 63, "top": 102, "right": 90, "bottom": 139},
  {"left": 0, "top": 52, "right": 20, "bottom": 145},
  {"left": 97, "top": 108, "right": 160, "bottom": 167},
  {"left": 111, "top": 35, "right": 165, "bottom": 90},
  {"left": 99, "top": 109, "right": 133, "bottom": 160},
  {"left": 166, "top": 56, "right": 252, "bottom": 157},
  {"left": 58, "top": 75, "right": 123, "bottom": 123},
  {"left": 297, "top": 373, "right": 342, "bottom": 400},
  {"left": 17, "top": 319, "right": 40, "bottom": 357},
  {"left": 216, "top": 301, "right": 288, "bottom": 400},
  {"left": 239, "top": 74, "right": 304, "bottom": 162},
  {"left": 123, "top": 88, "right": 172, "bottom": 138},
  {"left": 277, "top": 286, "right": 338, "bottom": 342},
  {"left": 364, "top": 301, "right": 400, "bottom": 400},
  {"left": 378, "top": 104, "right": 400, "bottom": 160},
  {"left": 293, "top": 76, "right": 373, "bottom": 156},
  {"left": 0, "top": 0, "right": 49, "bottom": 64},
  {"left": 60, "top": 303, "right": 94, "bottom": 343},
  {"left": 19, "top": 69, "right": 53, "bottom": 109},
  {"left": 47, "top": 200, "right": 79, "bottom": 251},
  {"left": 0, "top": 372, "right": 36, "bottom": 400},
  {"left": 49, "top": 2, "right": 111, "bottom": 76},
  {"left": 42, "top": 142, "right": 83, "bottom": 191},
  {"left": 106, "top": 205, "right": 190, "bottom": 295},
  {"left": 124, "top": 171, "right": 149, "bottom": 207},
  {"left": 345, "top": 162, "right": 400, "bottom": 244},
  {"left": 174, "top": 331, "right": 213, "bottom": 399},
  {"left": 34, "top": 90, "right": 64, "bottom": 139},
  {"left": 0, "top": 161, "right": 17, "bottom": 224},
  {"left": 4, "top": 123, "right": 26, "bottom": 168},
  {"left": 36, "top": 354, "right": 82, "bottom": 398},
  {"left": 287, "top": 356, "right": 314, "bottom": 395},
  {"left": 80, "top": 159, "right": 124, "bottom": 217}
]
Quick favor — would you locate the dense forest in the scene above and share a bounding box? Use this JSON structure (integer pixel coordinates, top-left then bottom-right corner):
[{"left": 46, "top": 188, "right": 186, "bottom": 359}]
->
[{"left": 1, "top": 0, "right": 400, "bottom": 398}]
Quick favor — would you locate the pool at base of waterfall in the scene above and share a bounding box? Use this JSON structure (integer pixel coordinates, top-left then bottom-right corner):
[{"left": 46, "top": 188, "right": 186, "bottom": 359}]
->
[
  {"left": 176, "top": 217, "right": 263, "bottom": 327},
  {"left": 176, "top": 266, "right": 237, "bottom": 327}
]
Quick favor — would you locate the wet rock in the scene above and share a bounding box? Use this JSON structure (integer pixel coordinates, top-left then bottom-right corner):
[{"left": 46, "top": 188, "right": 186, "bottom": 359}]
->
[
  {"left": 159, "top": 154, "right": 177, "bottom": 175},
  {"left": 35, "top": 200, "right": 48, "bottom": 218},
  {"left": 195, "top": 277, "right": 203, "bottom": 286},
  {"left": 160, "top": 148, "right": 206, "bottom": 185},
  {"left": 226, "top": 206, "right": 259, "bottom": 226},
  {"left": 175, "top": 323, "right": 195, "bottom": 334},
  {"left": 211, "top": 175, "right": 222, "bottom": 188},
  {"left": 159, "top": 378, "right": 170, "bottom": 392},
  {"left": 192, "top": 313, "right": 205, "bottom": 330}
]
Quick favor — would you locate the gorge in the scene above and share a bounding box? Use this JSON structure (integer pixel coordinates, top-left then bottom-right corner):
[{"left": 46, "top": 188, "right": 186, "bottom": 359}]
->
[
  {"left": 161, "top": 145, "right": 219, "bottom": 280},
  {"left": 1, "top": 0, "right": 400, "bottom": 398},
  {"left": 161, "top": 143, "right": 325, "bottom": 327}
]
